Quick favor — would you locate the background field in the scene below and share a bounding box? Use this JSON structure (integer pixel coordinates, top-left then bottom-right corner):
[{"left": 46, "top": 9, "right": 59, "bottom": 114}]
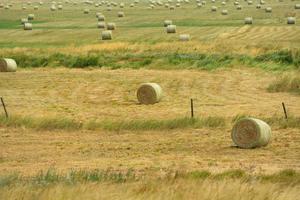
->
[{"left": 1, "top": 0, "right": 300, "bottom": 199}]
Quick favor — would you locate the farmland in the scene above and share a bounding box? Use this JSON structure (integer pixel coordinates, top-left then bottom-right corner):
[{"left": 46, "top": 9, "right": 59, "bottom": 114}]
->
[{"left": 0, "top": 0, "right": 300, "bottom": 199}]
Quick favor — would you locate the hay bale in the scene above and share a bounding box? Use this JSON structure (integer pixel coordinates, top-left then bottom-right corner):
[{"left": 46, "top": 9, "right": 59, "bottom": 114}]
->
[
  {"left": 24, "top": 23, "right": 32, "bottom": 30},
  {"left": 234, "top": 1, "right": 239, "bottom": 5},
  {"left": 137, "top": 83, "right": 162, "bottom": 105},
  {"left": 164, "top": 20, "right": 172, "bottom": 27},
  {"left": 265, "top": 7, "right": 272, "bottom": 12},
  {"left": 244, "top": 17, "right": 253, "bottom": 24},
  {"left": 231, "top": 118, "right": 271, "bottom": 149},
  {"left": 21, "top": 18, "right": 29, "bottom": 24},
  {"left": 50, "top": 5, "right": 57, "bottom": 11},
  {"left": 97, "top": 22, "right": 106, "bottom": 28},
  {"left": 295, "top": 4, "right": 300, "bottom": 9},
  {"left": 0, "top": 58, "right": 17, "bottom": 72},
  {"left": 176, "top": 3, "right": 180, "bottom": 7},
  {"left": 98, "top": 15, "right": 105, "bottom": 21},
  {"left": 260, "top": 0, "right": 265, "bottom": 4},
  {"left": 202, "top": 1, "right": 206, "bottom": 5},
  {"left": 170, "top": 5, "right": 175, "bottom": 9},
  {"left": 34, "top": 6, "right": 39, "bottom": 10},
  {"left": 107, "top": 22, "right": 116, "bottom": 30},
  {"left": 221, "top": 9, "right": 228, "bottom": 15},
  {"left": 197, "top": 3, "right": 202, "bottom": 7},
  {"left": 28, "top": 14, "right": 35, "bottom": 20},
  {"left": 221, "top": 1, "right": 226, "bottom": 5},
  {"left": 58, "top": 4, "right": 63, "bottom": 9},
  {"left": 101, "top": 30, "right": 112, "bottom": 40},
  {"left": 22, "top": 6, "right": 27, "bottom": 10},
  {"left": 118, "top": 11, "right": 124, "bottom": 17},
  {"left": 179, "top": 34, "right": 190, "bottom": 41},
  {"left": 84, "top": 8, "right": 90, "bottom": 14},
  {"left": 287, "top": 17, "right": 296, "bottom": 24},
  {"left": 256, "top": 4, "right": 261, "bottom": 9},
  {"left": 211, "top": 6, "right": 217, "bottom": 11},
  {"left": 107, "top": 6, "right": 112, "bottom": 11},
  {"left": 247, "top": 0, "right": 253, "bottom": 5},
  {"left": 237, "top": 5, "right": 242, "bottom": 10},
  {"left": 166, "top": 24, "right": 176, "bottom": 33}
]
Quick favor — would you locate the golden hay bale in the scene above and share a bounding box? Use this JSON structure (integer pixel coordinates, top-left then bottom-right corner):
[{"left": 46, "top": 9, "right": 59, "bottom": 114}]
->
[
  {"left": 101, "top": 30, "right": 112, "bottom": 40},
  {"left": 244, "top": 17, "right": 253, "bottom": 24},
  {"left": 179, "top": 34, "right": 190, "bottom": 41},
  {"left": 295, "top": 4, "right": 300, "bottom": 9},
  {"left": 231, "top": 118, "right": 271, "bottom": 149},
  {"left": 164, "top": 20, "right": 172, "bottom": 27},
  {"left": 260, "top": 0, "right": 265, "bottom": 4},
  {"left": 221, "top": 9, "right": 228, "bottom": 15},
  {"left": 58, "top": 4, "right": 63, "bottom": 9},
  {"left": 107, "top": 22, "right": 116, "bottom": 30},
  {"left": 97, "top": 22, "right": 106, "bottom": 28},
  {"left": 84, "top": 8, "right": 90, "bottom": 14},
  {"left": 0, "top": 58, "right": 17, "bottom": 72},
  {"left": 137, "top": 83, "right": 162, "bottom": 105},
  {"left": 170, "top": 6, "right": 175, "bottom": 10},
  {"left": 211, "top": 6, "right": 217, "bottom": 11},
  {"left": 118, "top": 11, "right": 124, "bottom": 17},
  {"left": 237, "top": 5, "right": 242, "bottom": 10},
  {"left": 98, "top": 15, "right": 105, "bottom": 21},
  {"left": 265, "top": 7, "right": 272, "bottom": 13},
  {"left": 287, "top": 17, "right": 296, "bottom": 24},
  {"left": 24, "top": 23, "right": 32, "bottom": 30},
  {"left": 50, "top": 5, "right": 56, "bottom": 11},
  {"left": 247, "top": 1, "right": 253, "bottom": 5},
  {"left": 28, "top": 14, "right": 35, "bottom": 20},
  {"left": 21, "top": 18, "right": 29, "bottom": 24},
  {"left": 166, "top": 24, "right": 176, "bottom": 33},
  {"left": 197, "top": 3, "right": 202, "bottom": 7},
  {"left": 34, "top": 6, "right": 39, "bottom": 10},
  {"left": 221, "top": 1, "right": 226, "bottom": 5},
  {"left": 234, "top": 1, "right": 239, "bottom": 5}
]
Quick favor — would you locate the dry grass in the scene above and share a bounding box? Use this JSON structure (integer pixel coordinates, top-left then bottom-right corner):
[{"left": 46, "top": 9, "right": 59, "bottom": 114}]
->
[{"left": 1, "top": 174, "right": 300, "bottom": 200}]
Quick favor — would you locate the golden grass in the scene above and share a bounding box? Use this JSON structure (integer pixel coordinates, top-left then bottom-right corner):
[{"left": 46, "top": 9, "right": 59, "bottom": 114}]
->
[{"left": 1, "top": 177, "right": 300, "bottom": 200}]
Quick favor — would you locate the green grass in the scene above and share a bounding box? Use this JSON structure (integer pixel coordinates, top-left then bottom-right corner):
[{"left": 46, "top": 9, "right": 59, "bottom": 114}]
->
[
  {"left": 2, "top": 50, "right": 300, "bottom": 70},
  {"left": 0, "top": 115, "right": 225, "bottom": 131},
  {"left": 1, "top": 169, "right": 299, "bottom": 187}
]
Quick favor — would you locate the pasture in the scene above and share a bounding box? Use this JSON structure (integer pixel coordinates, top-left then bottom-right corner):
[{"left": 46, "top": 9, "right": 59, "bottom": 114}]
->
[{"left": 0, "top": 0, "right": 300, "bottom": 199}]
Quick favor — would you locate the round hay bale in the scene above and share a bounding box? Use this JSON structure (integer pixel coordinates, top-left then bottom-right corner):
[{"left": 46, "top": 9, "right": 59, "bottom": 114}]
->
[
  {"left": 24, "top": 23, "right": 32, "bottom": 30},
  {"left": 260, "top": 0, "right": 265, "bottom": 4},
  {"left": 221, "top": 9, "right": 228, "bottom": 15},
  {"left": 101, "top": 30, "right": 112, "bottom": 40},
  {"left": 118, "top": 11, "right": 124, "bottom": 17},
  {"left": 176, "top": 3, "right": 180, "bottom": 7},
  {"left": 28, "top": 14, "right": 35, "bottom": 20},
  {"left": 107, "top": 22, "right": 116, "bottom": 30},
  {"left": 97, "top": 22, "right": 106, "bottom": 28},
  {"left": 197, "top": 3, "right": 202, "bottom": 7},
  {"left": 265, "top": 7, "right": 272, "bottom": 12},
  {"left": 58, "top": 4, "right": 63, "bottom": 9},
  {"left": 295, "top": 4, "right": 300, "bottom": 9},
  {"left": 244, "top": 17, "right": 253, "bottom": 24},
  {"left": 234, "top": 1, "right": 239, "bottom": 5},
  {"left": 0, "top": 4, "right": 4, "bottom": 8},
  {"left": 107, "top": 6, "right": 112, "bottom": 11},
  {"left": 98, "top": 15, "right": 105, "bottom": 21},
  {"left": 211, "top": 6, "right": 217, "bottom": 11},
  {"left": 221, "top": 1, "right": 226, "bottom": 5},
  {"left": 287, "top": 17, "right": 296, "bottom": 24},
  {"left": 34, "top": 6, "right": 39, "bottom": 10},
  {"left": 237, "top": 5, "right": 242, "bottom": 10},
  {"left": 179, "top": 34, "right": 190, "bottom": 41},
  {"left": 164, "top": 20, "right": 172, "bottom": 27},
  {"left": 231, "top": 118, "right": 272, "bottom": 149},
  {"left": 256, "top": 4, "right": 261, "bottom": 9},
  {"left": 170, "top": 6, "right": 175, "bottom": 10},
  {"left": 137, "top": 83, "right": 162, "bottom": 105},
  {"left": 166, "top": 24, "right": 176, "bottom": 33},
  {"left": 84, "top": 8, "right": 90, "bottom": 14},
  {"left": 202, "top": 1, "right": 206, "bottom": 5},
  {"left": 0, "top": 58, "right": 17, "bottom": 72},
  {"left": 247, "top": 0, "right": 253, "bottom": 5},
  {"left": 39, "top": 2, "right": 44, "bottom": 5},
  {"left": 21, "top": 18, "right": 29, "bottom": 24},
  {"left": 22, "top": 6, "right": 27, "bottom": 10},
  {"left": 50, "top": 5, "right": 57, "bottom": 11}
]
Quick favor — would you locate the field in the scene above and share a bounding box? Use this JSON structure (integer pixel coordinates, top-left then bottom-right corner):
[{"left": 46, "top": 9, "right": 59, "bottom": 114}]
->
[{"left": 0, "top": 0, "right": 300, "bottom": 199}]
